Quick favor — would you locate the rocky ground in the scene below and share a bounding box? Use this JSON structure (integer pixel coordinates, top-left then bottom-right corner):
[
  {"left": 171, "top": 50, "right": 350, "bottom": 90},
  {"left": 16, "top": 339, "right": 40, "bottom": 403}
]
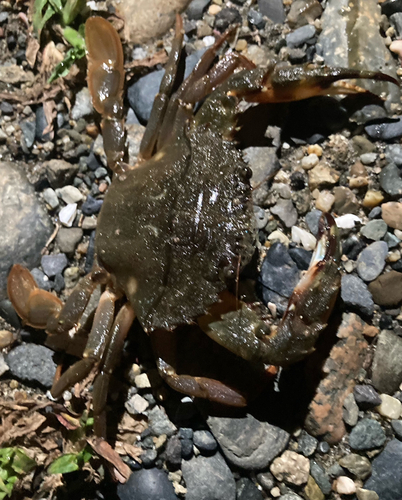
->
[{"left": 1, "top": 0, "right": 402, "bottom": 499}]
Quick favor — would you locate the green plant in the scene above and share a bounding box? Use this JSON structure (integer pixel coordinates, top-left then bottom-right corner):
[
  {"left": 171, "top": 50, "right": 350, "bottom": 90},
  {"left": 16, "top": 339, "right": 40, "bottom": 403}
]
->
[
  {"left": 0, "top": 448, "right": 36, "bottom": 499},
  {"left": 48, "top": 446, "right": 93, "bottom": 475}
]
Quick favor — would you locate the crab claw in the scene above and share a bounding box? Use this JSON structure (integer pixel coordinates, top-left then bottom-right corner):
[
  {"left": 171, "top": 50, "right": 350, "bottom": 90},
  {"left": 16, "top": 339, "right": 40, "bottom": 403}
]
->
[
  {"left": 229, "top": 63, "right": 399, "bottom": 104},
  {"left": 202, "top": 213, "right": 341, "bottom": 367}
]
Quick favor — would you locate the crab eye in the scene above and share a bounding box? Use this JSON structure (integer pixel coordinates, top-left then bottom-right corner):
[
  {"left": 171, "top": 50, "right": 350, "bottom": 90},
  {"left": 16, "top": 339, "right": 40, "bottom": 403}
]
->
[{"left": 239, "top": 165, "right": 252, "bottom": 180}]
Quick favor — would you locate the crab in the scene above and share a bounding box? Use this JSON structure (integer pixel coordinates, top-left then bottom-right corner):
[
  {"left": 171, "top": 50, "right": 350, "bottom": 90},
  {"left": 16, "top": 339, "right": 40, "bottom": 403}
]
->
[{"left": 7, "top": 15, "right": 398, "bottom": 442}]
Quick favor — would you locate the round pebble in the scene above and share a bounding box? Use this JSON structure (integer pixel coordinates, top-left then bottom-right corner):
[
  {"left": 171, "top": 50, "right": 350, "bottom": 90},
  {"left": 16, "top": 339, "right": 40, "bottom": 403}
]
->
[
  {"left": 356, "top": 241, "right": 388, "bottom": 281},
  {"left": 335, "top": 476, "right": 356, "bottom": 495},
  {"left": 376, "top": 394, "right": 402, "bottom": 419},
  {"left": 349, "top": 418, "right": 386, "bottom": 450}
]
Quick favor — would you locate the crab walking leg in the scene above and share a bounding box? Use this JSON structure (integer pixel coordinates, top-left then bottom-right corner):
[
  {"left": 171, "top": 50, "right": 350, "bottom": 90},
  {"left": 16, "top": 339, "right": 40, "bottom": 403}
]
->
[
  {"left": 85, "top": 17, "right": 125, "bottom": 174},
  {"left": 92, "top": 303, "right": 135, "bottom": 438},
  {"left": 202, "top": 214, "right": 341, "bottom": 367},
  {"left": 139, "top": 15, "right": 184, "bottom": 161},
  {"left": 50, "top": 289, "right": 119, "bottom": 399},
  {"left": 151, "top": 329, "right": 247, "bottom": 406}
]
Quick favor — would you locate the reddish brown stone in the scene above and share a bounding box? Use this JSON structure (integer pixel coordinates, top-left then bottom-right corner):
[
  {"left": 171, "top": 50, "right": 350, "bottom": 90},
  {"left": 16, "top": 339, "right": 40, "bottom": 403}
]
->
[
  {"left": 305, "top": 313, "right": 369, "bottom": 444},
  {"left": 368, "top": 270, "right": 402, "bottom": 307}
]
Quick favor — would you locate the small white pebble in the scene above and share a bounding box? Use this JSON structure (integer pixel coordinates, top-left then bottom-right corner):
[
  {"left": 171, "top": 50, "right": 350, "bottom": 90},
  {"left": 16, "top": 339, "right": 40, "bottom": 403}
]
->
[
  {"left": 203, "top": 36, "right": 215, "bottom": 47},
  {"left": 134, "top": 372, "right": 151, "bottom": 389},
  {"left": 270, "top": 486, "right": 281, "bottom": 498},
  {"left": 395, "top": 229, "right": 402, "bottom": 240},
  {"left": 282, "top": 142, "right": 290, "bottom": 150},
  {"left": 376, "top": 394, "right": 402, "bottom": 419},
  {"left": 267, "top": 230, "right": 289, "bottom": 246},
  {"left": 301, "top": 153, "right": 319, "bottom": 170},
  {"left": 335, "top": 214, "right": 362, "bottom": 229},
  {"left": 335, "top": 476, "right": 356, "bottom": 495},
  {"left": 291, "top": 226, "right": 316, "bottom": 251},
  {"left": 59, "top": 203, "right": 77, "bottom": 227}
]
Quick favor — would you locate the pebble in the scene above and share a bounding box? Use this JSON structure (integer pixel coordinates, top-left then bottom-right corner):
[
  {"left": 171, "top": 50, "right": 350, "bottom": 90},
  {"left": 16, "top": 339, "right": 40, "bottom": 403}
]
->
[
  {"left": 315, "top": 191, "right": 335, "bottom": 212},
  {"left": 335, "top": 214, "right": 361, "bottom": 229},
  {"left": 258, "top": 0, "right": 285, "bottom": 23},
  {"left": 6, "top": 344, "right": 57, "bottom": 388},
  {"left": 0, "top": 354, "right": 8, "bottom": 377},
  {"left": 71, "top": 88, "right": 93, "bottom": 120},
  {"left": 304, "top": 475, "right": 324, "bottom": 500},
  {"left": 286, "top": 25, "right": 316, "bottom": 48},
  {"left": 0, "top": 162, "right": 52, "bottom": 300},
  {"left": 35, "top": 106, "right": 51, "bottom": 142},
  {"left": 41, "top": 253, "right": 68, "bottom": 278},
  {"left": 45, "top": 159, "right": 79, "bottom": 189},
  {"left": 193, "top": 430, "right": 218, "bottom": 454},
  {"left": 382, "top": 202, "right": 402, "bottom": 230},
  {"left": 187, "top": 0, "right": 210, "bottom": 20},
  {"left": 0, "top": 330, "right": 14, "bottom": 349},
  {"left": 363, "top": 190, "right": 384, "bottom": 209},
  {"left": 356, "top": 489, "right": 379, "bottom": 500},
  {"left": 247, "top": 9, "right": 265, "bottom": 30},
  {"left": 364, "top": 439, "right": 402, "bottom": 500},
  {"left": 343, "top": 392, "right": 359, "bottom": 426},
  {"left": 182, "top": 452, "right": 236, "bottom": 500},
  {"left": 365, "top": 118, "right": 402, "bottom": 141},
  {"left": 271, "top": 199, "right": 298, "bottom": 228},
  {"left": 207, "top": 414, "right": 289, "bottom": 470},
  {"left": 333, "top": 186, "right": 359, "bottom": 215},
  {"left": 214, "top": 7, "right": 241, "bottom": 32},
  {"left": 369, "top": 271, "right": 402, "bottom": 306},
  {"left": 361, "top": 220, "right": 387, "bottom": 241},
  {"left": 267, "top": 231, "right": 290, "bottom": 246},
  {"left": 236, "top": 477, "right": 263, "bottom": 500},
  {"left": 20, "top": 119, "right": 36, "bottom": 149},
  {"left": 81, "top": 195, "right": 103, "bottom": 215},
  {"left": 371, "top": 330, "right": 402, "bottom": 394},
  {"left": 31, "top": 268, "right": 52, "bottom": 291},
  {"left": 288, "top": 247, "right": 312, "bottom": 270},
  {"left": 356, "top": 241, "right": 388, "bottom": 281},
  {"left": 382, "top": 0, "right": 402, "bottom": 17},
  {"left": 57, "top": 185, "right": 83, "bottom": 205},
  {"left": 391, "top": 419, "right": 402, "bottom": 439},
  {"left": 117, "top": 467, "right": 179, "bottom": 500},
  {"left": 379, "top": 163, "right": 402, "bottom": 196},
  {"left": 287, "top": 0, "right": 322, "bottom": 28},
  {"left": 385, "top": 144, "right": 402, "bottom": 166},
  {"left": 384, "top": 231, "right": 400, "bottom": 248},
  {"left": 291, "top": 227, "right": 316, "bottom": 251},
  {"left": 166, "top": 435, "right": 182, "bottom": 470},
  {"left": 341, "top": 274, "right": 374, "bottom": 316},
  {"left": 64, "top": 266, "right": 80, "bottom": 289},
  {"left": 135, "top": 372, "right": 151, "bottom": 389},
  {"left": 58, "top": 203, "right": 77, "bottom": 227},
  {"left": 56, "top": 227, "right": 83, "bottom": 256},
  {"left": 354, "top": 385, "right": 382, "bottom": 410},
  {"left": 270, "top": 451, "right": 310, "bottom": 486},
  {"left": 339, "top": 454, "right": 372, "bottom": 480},
  {"left": 43, "top": 187, "right": 59, "bottom": 209},
  {"left": 128, "top": 70, "right": 164, "bottom": 123},
  {"left": 125, "top": 393, "right": 149, "bottom": 415},
  {"left": 310, "top": 461, "right": 331, "bottom": 495},
  {"left": 349, "top": 418, "right": 386, "bottom": 450},
  {"left": 305, "top": 210, "right": 322, "bottom": 236},
  {"left": 376, "top": 394, "right": 402, "bottom": 419},
  {"left": 308, "top": 164, "right": 339, "bottom": 190},
  {"left": 360, "top": 152, "right": 377, "bottom": 165},
  {"left": 297, "top": 432, "right": 318, "bottom": 457},
  {"left": 334, "top": 476, "right": 356, "bottom": 495},
  {"left": 148, "top": 406, "right": 177, "bottom": 437}
]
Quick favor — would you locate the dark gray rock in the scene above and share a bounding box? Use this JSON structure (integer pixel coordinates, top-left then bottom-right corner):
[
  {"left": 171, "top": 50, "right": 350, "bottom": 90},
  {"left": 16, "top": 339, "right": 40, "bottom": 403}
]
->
[
  {"left": 364, "top": 439, "right": 402, "bottom": 500},
  {"left": 207, "top": 413, "right": 289, "bottom": 470},
  {"left": 380, "top": 163, "right": 402, "bottom": 196},
  {"left": 243, "top": 147, "right": 280, "bottom": 206},
  {"left": 288, "top": 247, "right": 312, "bottom": 271},
  {"left": 366, "top": 118, "right": 402, "bottom": 140},
  {"left": 166, "top": 435, "right": 182, "bottom": 469},
  {"left": 343, "top": 235, "right": 366, "bottom": 260},
  {"left": 260, "top": 243, "right": 300, "bottom": 298},
  {"left": 305, "top": 210, "right": 322, "bottom": 236},
  {"left": 20, "top": 119, "right": 36, "bottom": 149},
  {"left": 297, "top": 431, "right": 318, "bottom": 457},
  {"left": 248, "top": 9, "right": 265, "bottom": 30},
  {"left": 0, "top": 299, "right": 21, "bottom": 329},
  {"left": 182, "top": 452, "right": 235, "bottom": 500},
  {"left": 236, "top": 477, "right": 264, "bottom": 500},
  {"left": 317, "top": 441, "right": 330, "bottom": 454},
  {"left": 187, "top": 0, "right": 210, "bottom": 20},
  {"left": 382, "top": 0, "right": 402, "bottom": 17},
  {"left": 128, "top": 70, "right": 164, "bottom": 123},
  {"left": 56, "top": 227, "right": 83, "bottom": 256},
  {"left": 41, "top": 253, "right": 68, "bottom": 278},
  {"left": 353, "top": 385, "right": 382, "bottom": 410},
  {"left": 369, "top": 206, "right": 382, "bottom": 219},
  {"left": 193, "top": 430, "right": 218, "bottom": 454},
  {"left": 286, "top": 25, "right": 316, "bottom": 48},
  {"left": 391, "top": 419, "right": 402, "bottom": 439},
  {"left": 140, "top": 449, "right": 157, "bottom": 468},
  {"left": 181, "top": 438, "right": 193, "bottom": 460},
  {"left": 6, "top": 344, "right": 57, "bottom": 388},
  {"left": 361, "top": 220, "right": 388, "bottom": 241},
  {"left": 117, "top": 467, "right": 178, "bottom": 500},
  {"left": 35, "top": 105, "right": 52, "bottom": 142},
  {"left": 386, "top": 144, "right": 402, "bottom": 167},
  {"left": 81, "top": 195, "right": 103, "bottom": 215},
  {"left": 385, "top": 231, "right": 400, "bottom": 248},
  {"left": 340, "top": 274, "right": 374, "bottom": 316},
  {"left": 371, "top": 330, "right": 402, "bottom": 394},
  {"left": 356, "top": 241, "right": 388, "bottom": 281},
  {"left": 258, "top": 0, "right": 285, "bottom": 23},
  {"left": 349, "top": 418, "right": 386, "bottom": 450},
  {"left": 310, "top": 461, "right": 332, "bottom": 495},
  {"left": 45, "top": 159, "right": 79, "bottom": 189},
  {"left": 148, "top": 406, "right": 176, "bottom": 437},
  {"left": 0, "top": 162, "right": 52, "bottom": 300},
  {"left": 214, "top": 8, "right": 242, "bottom": 32},
  {"left": 31, "top": 268, "right": 52, "bottom": 291}
]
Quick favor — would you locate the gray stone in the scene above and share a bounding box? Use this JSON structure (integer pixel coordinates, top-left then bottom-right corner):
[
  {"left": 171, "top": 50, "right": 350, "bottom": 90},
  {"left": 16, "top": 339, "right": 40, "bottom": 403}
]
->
[
  {"left": 0, "top": 162, "right": 52, "bottom": 300},
  {"left": 391, "top": 419, "right": 402, "bottom": 439},
  {"left": 286, "top": 25, "right": 316, "bottom": 48},
  {"left": 360, "top": 153, "right": 377, "bottom": 165},
  {"left": 182, "top": 452, "right": 236, "bottom": 500},
  {"left": 45, "top": 159, "right": 79, "bottom": 189},
  {"left": 117, "top": 467, "right": 178, "bottom": 500},
  {"left": 43, "top": 187, "right": 59, "bottom": 209},
  {"left": 310, "top": 461, "right": 332, "bottom": 495},
  {"left": 317, "top": 0, "right": 399, "bottom": 107},
  {"left": 356, "top": 241, "right": 388, "bottom": 281},
  {"left": 243, "top": 147, "right": 280, "bottom": 206},
  {"left": 31, "top": 268, "right": 52, "bottom": 291},
  {"left": 349, "top": 418, "right": 386, "bottom": 450},
  {"left": 56, "top": 228, "right": 83, "bottom": 256},
  {"left": 384, "top": 231, "right": 400, "bottom": 248},
  {"left": 354, "top": 385, "right": 382, "bottom": 409},
  {"left": 207, "top": 413, "right": 289, "bottom": 470},
  {"left": 41, "top": 253, "right": 68, "bottom": 278},
  {"left": 270, "top": 199, "right": 298, "bottom": 228},
  {"left": 379, "top": 163, "right": 402, "bottom": 197},
  {"left": 385, "top": 144, "right": 402, "bottom": 166},
  {"left": 20, "top": 119, "right": 36, "bottom": 149},
  {"left": 298, "top": 431, "right": 318, "bottom": 457},
  {"left": 260, "top": 243, "right": 300, "bottom": 299},
  {"left": 236, "top": 477, "right": 263, "bottom": 500},
  {"left": 305, "top": 210, "right": 322, "bottom": 236},
  {"left": 148, "top": 406, "right": 177, "bottom": 437},
  {"left": 187, "top": 0, "right": 210, "bottom": 20},
  {"left": 6, "top": 344, "right": 57, "bottom": 388},
  {"left": 339, "top": 453, "right": 372, "bottom": 480},
  {"left": 71, "top": 87, "right": 93, "bottom": 121},
  {"left": 371, "top": 330, "right": 402, "bottom": 394},
  {"left": 364, "top": 439, "right": 402, "bottom": 500},
  {"left": 361, "top": 220, "right": 388, "bottom": 241},
  {"left": 366, "top": 118, "right": 402, "bottom": 140},
  {"left": 258, "top": 0, "right": 285, "bottom": 23},
  {"left": 193, "top": 430, "right": 218, "bottom": 454},
  {"left": 340, "top": 274, "right": 374, "bottom": 316},
  {"left": 343, "top": 392, "right": 359, "bottom": 426},
  {"left": 287, "top": 0, "right": 322, "bottom": 28}
]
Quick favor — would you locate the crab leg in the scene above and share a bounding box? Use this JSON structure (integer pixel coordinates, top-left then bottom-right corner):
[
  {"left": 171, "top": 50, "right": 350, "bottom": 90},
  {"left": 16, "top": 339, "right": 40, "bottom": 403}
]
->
[{"left": 202, "top": 213, "right": 341, "bottom": 367}]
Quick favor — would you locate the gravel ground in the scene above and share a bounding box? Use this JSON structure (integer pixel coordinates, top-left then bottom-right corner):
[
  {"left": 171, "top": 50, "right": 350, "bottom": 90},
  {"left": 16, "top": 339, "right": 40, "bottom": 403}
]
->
[{"left": 1, "top": 0, "right": 402, "bottom": 499}]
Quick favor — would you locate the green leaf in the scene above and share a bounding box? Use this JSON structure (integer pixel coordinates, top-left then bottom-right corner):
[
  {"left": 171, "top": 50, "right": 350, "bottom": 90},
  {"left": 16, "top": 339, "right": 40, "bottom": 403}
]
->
[
  {"left": 48, "top": 45, "right": 85, "bottom": 83},
  {"left": 48, "top": 454, "right": 81, "bottom": 474},
  {"left": 62, "top": 0, "right": 86, "bottom": 25},
  {"left": 48, "top": 0, "right": 63, "bottom": 13},
  {"left": 34, "top": 4, "right": 56, "bottom": 34},
  {"left": 0, "top": 449, "right": 13, "bottom": 465},
  {"left": 11, "top": 450, "right": 36, "bottom": 475},
  {"left": 63, "top": 26, "right": 85, "bottom": 50}
]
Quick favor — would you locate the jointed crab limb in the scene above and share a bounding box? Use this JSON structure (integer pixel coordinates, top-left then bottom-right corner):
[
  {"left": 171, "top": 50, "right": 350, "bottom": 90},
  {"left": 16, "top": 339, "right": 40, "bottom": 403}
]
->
[{"left": 203, "top": 214, "right": 341, "bottom": 367}]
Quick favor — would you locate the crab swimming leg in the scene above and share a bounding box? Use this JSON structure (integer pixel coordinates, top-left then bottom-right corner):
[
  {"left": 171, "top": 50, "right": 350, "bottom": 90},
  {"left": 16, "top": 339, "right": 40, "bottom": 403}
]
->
[{"left": 199, "top": 213, "right": 341, "bottom": 367}]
